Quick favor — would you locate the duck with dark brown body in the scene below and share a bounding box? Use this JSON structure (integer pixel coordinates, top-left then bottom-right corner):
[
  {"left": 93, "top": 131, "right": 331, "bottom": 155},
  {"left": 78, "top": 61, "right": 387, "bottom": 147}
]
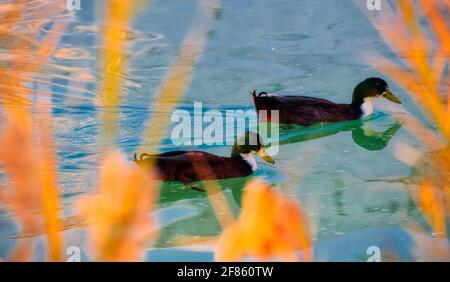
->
[
  {"left": 252, "top": 77, "right": 401, "bottom": 126},
  {"left": 134, "top": 132, "right": 274, "bottom": 185}
]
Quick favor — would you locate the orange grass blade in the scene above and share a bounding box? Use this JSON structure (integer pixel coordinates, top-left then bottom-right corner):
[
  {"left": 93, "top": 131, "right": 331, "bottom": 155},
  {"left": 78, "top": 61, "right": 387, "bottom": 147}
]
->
[
  {"left": 35, "top": 96, "right": 63, "bottom": 261},
  {"left": 366, "top": 1, "right": 450, "bottom": 239},
  {"left": 394, "top": 114, "right": 444, "bottom": 150},
  {"left": 32, "top": 17, "right": 69, "bottom": 263},
  {"left": 98, "top": 0, "right": 134, "bottom": 151},
  {"left": 77, "top": 153, "right": 157, "bottom": 261},
  {"left": 140, "top": 0, "right": 220, "bottom": 153},
  {"left": 0, "top": 1, "right": 69, "bottom": 261},
  {"left": 215, "top": 180, "right": 312, "bottom": 262},
  {"left": 418, "top": 181, "right": 447, "bottom": 238},
  {"left": 373, "top": 57, "right": 450, "bottom": 140},
  {"left": 0, "top": 117, "right": 41, "bottom": 233},
  {"left": 363, "top": 1, "right": 450, "bottom": 140},
  {"left": 134, "top": 0, "right": 230, "bottom": 245},
  {"left": 419, "top": 0, "right": 450, "bottom": 56}
]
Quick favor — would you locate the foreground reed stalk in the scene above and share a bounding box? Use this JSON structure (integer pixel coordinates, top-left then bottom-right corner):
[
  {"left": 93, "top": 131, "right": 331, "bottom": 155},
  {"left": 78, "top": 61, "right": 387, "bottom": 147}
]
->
[
  {"left": 0, "top": 1, "right": 69, "bottom": 261},
  {"left": 364, "top": 0, "right": 450, "bottom": 239},
  {"left": 215, "top": 180, "right": 312, "bottom": 262}
]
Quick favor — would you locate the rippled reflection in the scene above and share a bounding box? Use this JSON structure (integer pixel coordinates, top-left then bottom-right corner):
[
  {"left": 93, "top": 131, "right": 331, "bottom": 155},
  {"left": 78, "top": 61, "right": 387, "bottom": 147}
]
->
[{"left": 276, "top": 112, "right": 402, "bottom": 151}]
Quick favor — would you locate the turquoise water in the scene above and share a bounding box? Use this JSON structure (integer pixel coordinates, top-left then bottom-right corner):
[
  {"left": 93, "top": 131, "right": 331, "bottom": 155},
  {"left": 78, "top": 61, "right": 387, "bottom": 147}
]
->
[{"left": 0, "top": 0, "right": 448, "bottom": 261}]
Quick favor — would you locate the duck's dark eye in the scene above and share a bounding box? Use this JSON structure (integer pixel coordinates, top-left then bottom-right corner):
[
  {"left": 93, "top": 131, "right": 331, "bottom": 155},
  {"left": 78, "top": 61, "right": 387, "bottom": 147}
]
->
[{"left": 374, "top": 82, "right": 387, "bottom": 93}]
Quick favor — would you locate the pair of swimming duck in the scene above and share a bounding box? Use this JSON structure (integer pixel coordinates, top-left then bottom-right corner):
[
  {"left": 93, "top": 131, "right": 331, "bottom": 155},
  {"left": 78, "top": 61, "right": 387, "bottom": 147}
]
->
[{"left": 135, "top": 77, "right": 401, "bottom": 185}]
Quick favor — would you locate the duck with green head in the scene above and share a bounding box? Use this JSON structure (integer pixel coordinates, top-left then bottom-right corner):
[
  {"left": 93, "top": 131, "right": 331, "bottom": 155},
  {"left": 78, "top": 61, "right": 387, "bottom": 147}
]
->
[
  {"left": 252, "top": 77, "right": 401, "bottom": 126},
  {"left": 134, "top": 131, "right": 274, "bottom": 184}
]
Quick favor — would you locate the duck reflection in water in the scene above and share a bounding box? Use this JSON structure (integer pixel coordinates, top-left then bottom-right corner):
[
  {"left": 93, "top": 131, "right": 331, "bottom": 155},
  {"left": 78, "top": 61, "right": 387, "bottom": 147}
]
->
[{"left": 273, "top": 114, "right": 402, "bottom": 151}]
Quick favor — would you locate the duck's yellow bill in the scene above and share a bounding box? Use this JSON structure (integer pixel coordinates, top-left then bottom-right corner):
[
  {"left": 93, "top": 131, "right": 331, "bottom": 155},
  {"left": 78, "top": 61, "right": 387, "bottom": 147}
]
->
[
  {"left": 256, "top": 147, "right": 275, "bottom": 164},
  {"left": 382, "top": 89, "right": 401, "bottom": 104}
]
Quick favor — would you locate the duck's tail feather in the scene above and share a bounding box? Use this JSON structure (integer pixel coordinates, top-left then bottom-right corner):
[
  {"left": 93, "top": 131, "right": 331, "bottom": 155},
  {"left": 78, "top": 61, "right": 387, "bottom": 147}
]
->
[
  {"left": 251, "top": 89, "right": 274, "bottom": 122},
  {"left": 251, "top": 90, "right": 267, "bottom": 109},
  {"left": 251, "top": 89, "right": 271, "bottom": 98}
]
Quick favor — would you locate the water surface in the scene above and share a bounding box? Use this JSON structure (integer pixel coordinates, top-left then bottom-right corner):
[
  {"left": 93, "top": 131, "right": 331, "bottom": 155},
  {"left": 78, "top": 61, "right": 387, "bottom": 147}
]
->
[{"left": 0, "top": 0, "right": 445, "bottom": 261}]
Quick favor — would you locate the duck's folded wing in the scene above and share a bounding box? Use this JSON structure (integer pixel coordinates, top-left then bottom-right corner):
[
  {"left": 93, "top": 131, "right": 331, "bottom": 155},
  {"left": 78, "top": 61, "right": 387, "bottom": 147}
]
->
[
  {"left": 253, "top": 94, "right": 357, "bottom": 125},
  {"left": 255, "top": 94, "right": 336, "bottom": 108},
  {"left": 135, "top": 151, "right": 232, "bottom": 182},
  {"left": 136, "top": 150, "right": 223, "bottom": 166}
]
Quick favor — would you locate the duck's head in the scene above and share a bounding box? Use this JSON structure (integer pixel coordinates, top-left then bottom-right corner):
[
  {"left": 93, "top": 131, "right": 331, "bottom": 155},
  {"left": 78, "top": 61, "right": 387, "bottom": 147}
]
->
[
  {"left": 351, "top": 78, "right": 401, "bottom": 117},
  {"left": 231, "top": 131, "right": 275, "bottom": 171}
]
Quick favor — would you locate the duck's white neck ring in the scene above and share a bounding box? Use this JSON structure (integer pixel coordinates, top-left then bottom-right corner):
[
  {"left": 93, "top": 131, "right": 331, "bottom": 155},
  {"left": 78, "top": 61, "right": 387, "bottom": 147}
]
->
[
  {"left": 360, "top": 97, "right": 374, "bottom": 117},
  {"left": 239, "top": 153, "right": 257, "bottom": 172}
]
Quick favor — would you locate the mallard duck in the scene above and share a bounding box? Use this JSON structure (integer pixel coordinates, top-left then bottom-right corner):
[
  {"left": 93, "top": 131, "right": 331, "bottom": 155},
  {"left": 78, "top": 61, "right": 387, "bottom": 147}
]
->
[
  {"left": 252, "top": 77, "right": 401, "bottom": 126},
  {"left": 134, "top": 132, "right": 274, "bottom": 185}
]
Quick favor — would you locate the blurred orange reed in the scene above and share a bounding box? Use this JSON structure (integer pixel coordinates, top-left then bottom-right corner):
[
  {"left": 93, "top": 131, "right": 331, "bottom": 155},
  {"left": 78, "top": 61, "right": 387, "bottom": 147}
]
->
[
  {"left": 98, "top": 0, "right": 132, "bottom": 151},
  {"left": 0, "top": 0, "right": 314, "bottom": 262},
  {"left": 140, "top": 0, "right": 220, "bottom": 152},
  {"left": 365, "top": 0, "right": 450, "bottom": 238},
  {"left": 215, "top": 180, "right": 312, "bottom": 262},
  {"left": 77, "top": 153, "right": 157, "bottom": 261},
  {"left": 0, "top": 0, "right": 154, "bottom": 262},
  {"left": 137, "top": 0, "right": 313, "bottom": 256},
  {"left": 79, "top": 0, "right": 228, "bottom": 261},
  {"left": 98, "top": 0, "right": 150, "bottom": 149},
  {"left": 0, "top": 1, "right": 68, "bottom": 261},
  {"left": 74, "top": 0, "right": 159, "bottom": 261},
  {"left": 136, "top": 0, "right": 239, "bottom": 233}
]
